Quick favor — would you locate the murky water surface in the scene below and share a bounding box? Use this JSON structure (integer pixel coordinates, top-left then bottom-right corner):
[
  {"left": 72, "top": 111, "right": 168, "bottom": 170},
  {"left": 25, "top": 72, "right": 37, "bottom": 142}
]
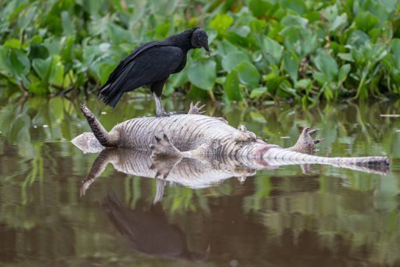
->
[{"left": 0, "top": 96, "right": 399, "bottom": 266}]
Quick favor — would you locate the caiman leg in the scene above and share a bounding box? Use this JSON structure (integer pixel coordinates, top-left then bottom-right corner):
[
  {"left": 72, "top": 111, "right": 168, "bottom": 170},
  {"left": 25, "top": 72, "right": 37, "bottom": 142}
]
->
[
  {"left": 287, "top": 127, "right": 324, "bottom": 154},
  {"left": 285, "top": 127, "right": 322, "bottom": 174},
  {"left": 150, "top": 133, "right": 208, "bottom": 159},
  {"left": 237, "top": 125, "right": 257, "bottom": 141}
]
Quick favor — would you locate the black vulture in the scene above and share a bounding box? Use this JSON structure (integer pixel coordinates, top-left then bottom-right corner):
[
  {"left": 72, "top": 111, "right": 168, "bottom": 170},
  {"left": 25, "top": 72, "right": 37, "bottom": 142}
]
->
[
  {"left": 98, "top": 28, "right": 210, "bottom": 116},
  {"left": 101, "top": 193, "right": 210, "bottom": 262}
]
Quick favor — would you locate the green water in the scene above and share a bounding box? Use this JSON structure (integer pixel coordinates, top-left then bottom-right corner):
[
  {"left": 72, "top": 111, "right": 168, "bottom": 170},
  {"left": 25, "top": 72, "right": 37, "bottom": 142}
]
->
[{"left": 0, "top": 95, "right": 399, "bottom": 266}]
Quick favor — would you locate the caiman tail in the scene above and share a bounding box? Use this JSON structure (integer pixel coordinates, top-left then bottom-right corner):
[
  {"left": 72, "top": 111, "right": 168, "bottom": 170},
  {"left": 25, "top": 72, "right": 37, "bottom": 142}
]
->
[
  {"left": 264, "top": 147, "right": 390, "bottom": 167},
  {"left": 80, "top": 104, "right": 118, "bottom": 147}
]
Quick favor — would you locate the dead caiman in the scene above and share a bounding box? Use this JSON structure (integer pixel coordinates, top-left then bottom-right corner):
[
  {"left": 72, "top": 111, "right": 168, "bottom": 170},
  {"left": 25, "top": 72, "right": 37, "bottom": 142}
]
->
[{"left": 74, "top": 102, "right": 389, "bottom": 171}]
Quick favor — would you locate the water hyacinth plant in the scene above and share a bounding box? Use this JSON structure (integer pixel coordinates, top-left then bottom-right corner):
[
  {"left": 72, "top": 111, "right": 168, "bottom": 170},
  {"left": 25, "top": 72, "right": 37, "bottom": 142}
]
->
[{"left": 0, "top": 0, "right": 400, "bottom": 104}]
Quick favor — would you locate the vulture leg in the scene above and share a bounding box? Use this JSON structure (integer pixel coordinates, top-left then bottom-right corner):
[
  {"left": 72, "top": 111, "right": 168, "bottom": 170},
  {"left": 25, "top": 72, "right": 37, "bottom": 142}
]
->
[
  {"left": 153, "top": 93, "right": 168, "bottom": 117},
  {"left": 151, "top": 79, "right": 170, "bottom": 117}
]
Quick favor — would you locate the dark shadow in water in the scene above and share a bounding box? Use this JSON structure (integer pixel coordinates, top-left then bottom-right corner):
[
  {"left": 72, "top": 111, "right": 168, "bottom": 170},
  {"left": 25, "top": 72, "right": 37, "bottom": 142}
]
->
[{"left": 100, "top": 190, "right": 210, "bottom": 262}]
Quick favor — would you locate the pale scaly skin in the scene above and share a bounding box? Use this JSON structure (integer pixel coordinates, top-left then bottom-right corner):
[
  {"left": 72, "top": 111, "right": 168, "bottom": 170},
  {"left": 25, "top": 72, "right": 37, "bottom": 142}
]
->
[
  {"left": 77, "top": 103, "right": 389, "bottom": 168},
  {"left": 80, "top": 102, "right": 256, "bottom": 155}
]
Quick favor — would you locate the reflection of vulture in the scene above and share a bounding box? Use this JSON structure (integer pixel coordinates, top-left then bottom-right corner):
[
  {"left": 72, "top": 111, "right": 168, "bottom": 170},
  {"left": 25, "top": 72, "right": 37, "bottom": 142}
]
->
[{"left": 101, "top": 193, "right": 209, "bottom": 261}]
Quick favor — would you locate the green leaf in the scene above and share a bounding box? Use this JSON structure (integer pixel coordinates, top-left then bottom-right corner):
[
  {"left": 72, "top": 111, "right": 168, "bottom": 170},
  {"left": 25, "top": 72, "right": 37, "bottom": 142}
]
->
[
  {"left": 224, "top": 69, "right": 242, "bottom": 101},
  {"left": 150, "top": 0, "right": 179, "bottom": 16},
  {"left": 262, "top": 37, "right": 283, "bottom": 65},
  {"left": 280, "top": 15, "right": 308, "bottom": 28},
  {"left": 281, "top": 0, "right": 307, "bottom": 15},
  {"left": 248, "top": 0, "right": 271, "bottom": 17},
  {"left": 337, "top": 53, "right": 353, "bottom": 62},
  {"left": 234, "top": 26, "right": 251, "bottom": 38},
  {"left": 17, "top": 6, "right": 37, "bottom": 31},
  {"left": 264, "top": 72, "right": 286, "bottom": 95},
  {"left": 30, "top": 35, "right": 43, "bottom": 45},
  {"left": 347, "top": 30, "right": 370, "bottom": 47},
  {"left": 3, "top": 39, "right": 21, "bottom": 49},
  {"left": 170, "top": 68, "right": 188, "bottom": 88},
  {"left": 324, "top": 5, "right": 339, "bottom": 22},
  {"left": 97, "top": 62, "right": 115, "bottom": 84},
  {"left": 82, "top": 0, "right": 102, "bottom": 14},
  {"left": 9, "top": 49, "right": 31, "bottom": 79},
  {"left": 44, "top": 37, "right": 63, "bottom": 55},
  {"left": 354, "top": 11, "right": 380, "bottom": 32},
  {"left": 33, "top": 57, "right": 52, "bottom": 82},
  {"left": 49, "top": 55, "right": 65, "bottom": 87},
  {"left": 338, "top": 64, "right": 350, "bottom": 84},
  {"left": 283, "top": 50, "right": 299, "bottom": 81},
  {"left": 249, "top": 19, "right": 267, "bottom": 34},
  {"left": 210, "top": 14, "right": 234, "bottom": 35},
  {"left": 61, "top": 36, "right": 75, "bottom": 63},
  {"left": 61, "top": 11, "right": 74, "bottom": 36},
  {"left": 222, "top": 51, "right": 249, "bottom": 72},
  {"left": 363, "top": 0, "right": 390, "bottom": 22},
  {"left": 217, "top": 40, "right": 237, "bottom": 57},
  {"left": 313, "top": 72, "right": 329, "bottom": 85},
  {"left": 391, "top": 39, "right": 400, "bottom": 69},
  {"left": 0, "top": 47, "right": 13, "bottom": 77},
  {"left": 281, "top": 26, "right": 318, "bottom": 58},
  {"left": 313, "top": 50, "right": 338, "bottom": 82},
  {"left": 187, "top": 60, "right": 216, "bottom": 91},
  {"left": 107, "top": 23, "right": 129, "bottom": 44},
  {"left": 250, "top": 87, "right": 267, "bottom": 98},
  {"left": 330, "top": 13, "right": 348, "bottom": 32},
  {"left": 236, "top": 61, "right": 260, "bottom": 88}
]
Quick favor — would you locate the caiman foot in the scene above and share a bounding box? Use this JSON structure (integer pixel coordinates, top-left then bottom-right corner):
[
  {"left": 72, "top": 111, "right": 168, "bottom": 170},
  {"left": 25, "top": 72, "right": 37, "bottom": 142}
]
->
[
  {"left": 288, "top": 127, "right": 324, "bottom": 154},
  {"left": 150, "top": 133, "right": 182, "bottom": 158},
  {"left": 188, "top": 101, "right": 228, "bottom": 124},
  {"left": 233, "top": 125, "right": 257, "bottom": 142},
  {"left": 188, "top": 101, "right": 206, "bottom": 115},
  {"left": 150, "top": 134, "right": 183, "bottom": 178},
  {"left": 80, "top": 103, "right": 95, "bottom": 121}
]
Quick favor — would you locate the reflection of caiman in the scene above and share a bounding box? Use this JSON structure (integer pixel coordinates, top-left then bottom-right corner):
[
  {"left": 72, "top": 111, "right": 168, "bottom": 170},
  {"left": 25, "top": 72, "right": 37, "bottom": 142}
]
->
[
  {"left": 78, "top": 146, "right": 388, "bottom": 196},
  {"left": 74, "top": 102, "right": 389, "bottom": 177},
  {"left": 79, "top": 148, "right": 260, "bottom": 195}
]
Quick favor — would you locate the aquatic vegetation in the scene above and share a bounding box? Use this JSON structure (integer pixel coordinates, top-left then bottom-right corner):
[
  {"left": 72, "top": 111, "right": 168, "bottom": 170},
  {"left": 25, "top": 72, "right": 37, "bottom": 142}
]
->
[{"left": 0, "top": 0, "right": 399, "bottom": 103}]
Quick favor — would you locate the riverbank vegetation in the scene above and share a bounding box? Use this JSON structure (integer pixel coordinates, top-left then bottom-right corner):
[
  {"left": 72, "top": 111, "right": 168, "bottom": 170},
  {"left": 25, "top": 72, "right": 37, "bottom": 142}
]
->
[{"left": 1, "top": 0, "right": 400, "bottom": 104}]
